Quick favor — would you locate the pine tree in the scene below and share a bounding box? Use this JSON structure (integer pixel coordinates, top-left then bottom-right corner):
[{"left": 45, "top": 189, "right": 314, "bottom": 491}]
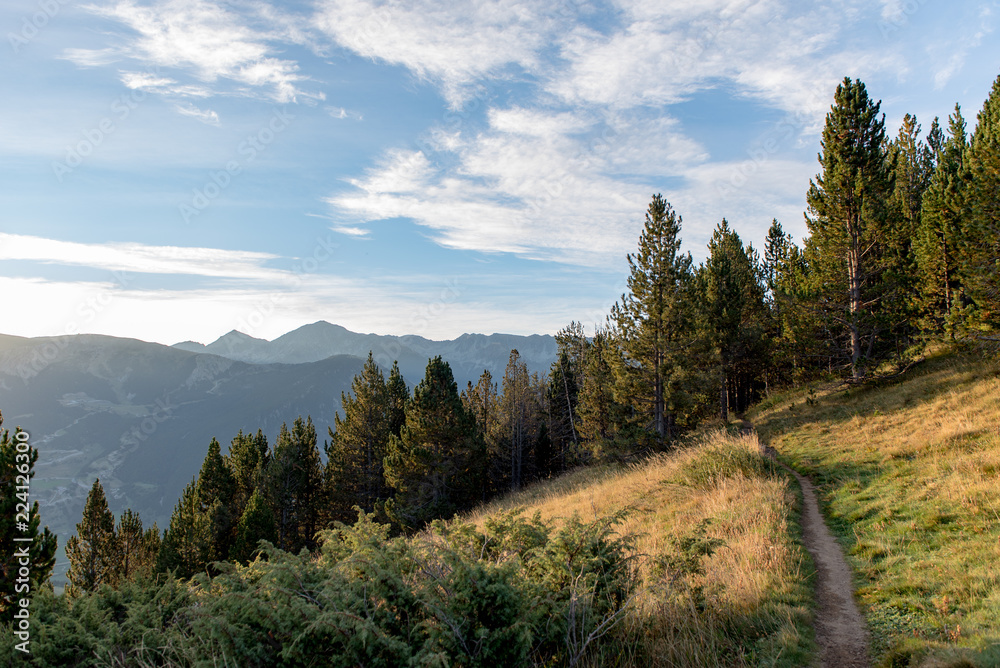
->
[
  {"left": 882, "top": 113, "right": 934, "bottom": 343},
  {"left": 227, "top": 429, "right": 268, "bottom": 519},
  {"left": 699, "top": 220, "right": 768, "bottom": 420},
  {"left": 576, "top": 326, "right": 626, "bottom": 449},
  {"left": 265, "top": 417, "right": 324, "bottom": 552},
  {"left": 156, "top": 477, "right": 212, "bottom": 578},
  {"left": 0, "top": 415, "right": 57, "bottom": 612},
  {"left": 555, "top": 321, "right": 588, "bottom": 381},
  {"left": 326, "top": 353, "right": 393, "bottom": 524},
  {"left": 461, "top": 370, "right": 502, "bottom": 495},
  {"left": 962, "top": 74, "right": 1000, "bottom": 339},
  {"left": 65, "top": 478, "right": 118, "bottom": 596},
  {"left": 115, "top": 509, "right": 158, "bottom": 583},
  {"left": 500, "top": 349, "right": 533, "bottom": 491},
  {"left": 916, "top": 105, "right": 969, "bottom": 334},
  {"left": 890, "top": 114, "right": 934, "bottom": 242},
  {"left": 230, "top": 488, "right": 277, "bottom": 563},
  {"left": 384, "top": 356, "right": 485, "bottom": 531},
  {"left": 386, "top": 361, "right": 409, "bottom": 439},
  {"left": 805, "top": 77, "right": 895, "bottom": 379},
  {"left": 762, "top": 220, "right": 814, "bottom": 382},
  {"left": 544, "top": 352, "right": 578, "bottom": 475},
  {"left": 197, "top": 437, "right": 237, "bottom": 561},
  {"left": 611, "top": 194, "right": 696, "bottom": 442}
]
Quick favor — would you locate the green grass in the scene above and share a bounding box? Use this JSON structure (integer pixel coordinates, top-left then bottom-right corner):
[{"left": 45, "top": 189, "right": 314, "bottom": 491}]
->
[{"left": 749, "top": 350, "right": 1000, "bottom": 667}]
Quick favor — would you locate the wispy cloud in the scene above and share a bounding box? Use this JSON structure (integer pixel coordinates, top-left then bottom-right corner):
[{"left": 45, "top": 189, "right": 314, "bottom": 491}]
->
[
  {"left": 326, "top": 106, "right": 363, "bottom": 120},
  {"left": 312, "top": 0, "right": 552, "bottom": 109},
  {"left": 0, "top": 234, "right": 283, "bottom": 281},
  {"left": 59, "top": 47, "right": 123, "bottom": 67},
  {"left": 174, "top": 102, "right": 219, "bottom": 125},
  {"left": 331, "top": 225, "right": 370, "bottom": 237},
  {"left": 75, "top": 0, "right": 322, "bottom": 104}
]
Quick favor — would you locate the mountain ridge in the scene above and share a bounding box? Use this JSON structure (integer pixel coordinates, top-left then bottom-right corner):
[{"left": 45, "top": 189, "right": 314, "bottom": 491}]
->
[
  {"left": 171, "top": 320, "right": 557, "bottom": 385},
  {"left": 0, "top": 325, "right": 557, "bottom": 585}
]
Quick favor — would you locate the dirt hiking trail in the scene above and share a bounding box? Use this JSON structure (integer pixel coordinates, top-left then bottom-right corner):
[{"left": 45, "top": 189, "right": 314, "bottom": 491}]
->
[{"left": 744, "top": 422, "right": 871, "bottom": 667}]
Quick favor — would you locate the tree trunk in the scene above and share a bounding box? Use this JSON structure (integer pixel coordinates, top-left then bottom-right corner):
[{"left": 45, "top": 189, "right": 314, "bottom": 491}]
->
[
  {"left": 719, "top": 373, "right": 729, "bottom": 423},
  {"left": 848, "top": 239, "right": 863, "bottom": 379}
]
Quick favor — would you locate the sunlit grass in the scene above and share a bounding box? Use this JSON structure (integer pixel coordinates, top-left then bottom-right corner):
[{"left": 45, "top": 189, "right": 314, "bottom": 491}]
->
[
  {"left": 465, "top": 430, "right": 816, "bottom": 667},
  {"left": 750, "top": 349, "right": 1000, "bottom": 667}
]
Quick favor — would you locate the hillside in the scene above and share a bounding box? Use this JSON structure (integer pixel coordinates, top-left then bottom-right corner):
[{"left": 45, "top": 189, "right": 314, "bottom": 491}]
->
[
  {"left": 465, "top": 431, "right": 816, "bottom": 666},
  {"left": 750, "top": 351, "right": 1000, "bottom": 667},
  {"left": 7, "top": 351, "right": 1000, "bottom": 666},
  {"left": 0, "top": 325, "right": 556, "bottom": 587},
  {"left": 0, "top": 334, "right": 363, "bottom": 581},
  {"left": 464, "top": 350, "right": 1000, "bottom": 666}
]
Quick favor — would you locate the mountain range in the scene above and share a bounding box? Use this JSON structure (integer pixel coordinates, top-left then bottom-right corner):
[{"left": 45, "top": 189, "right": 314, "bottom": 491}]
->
[{"left": 0, "top": 322, "right": 555, "bottom": 583}]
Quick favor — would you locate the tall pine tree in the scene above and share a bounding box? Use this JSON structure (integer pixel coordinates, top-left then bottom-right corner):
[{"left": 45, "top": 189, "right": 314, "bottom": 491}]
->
[
  {"left": 699, "top": 220, "right": 768, "bottom": 420},
  {"left": 961, "top": 74, "right": 1000, "bottom": 339},
  {"left": 265, "top": 417, "right": 323, "bottom": 552},
  {"left": 65, "top": 478, "right": 118, "bottom": 596},
  {"left": 227, "top": 429, "right": 268, "bottom": 523},
  {"left": 461, "top": 370, "right": 503, "bottom": 495},
  {"left": 611, "top": 194, "right": 696, "bottom": 442},
  {"left": 576, "top": 326, "right": 626, "bottom": 451},
  {"left": 197, "top": 437, "right": 237, "bottom": 561},
  {"left": 384, "top": 356, "right": 485, "bottom": 531},
  {"left": 326, "top": 353, "right": 393, "bottom": 524},
  {"left": 916, "top": 104, "right": 969, "bottom": 334},
  {"left": 230, "top": 488, "right": 277, "bottom": 563},
  {"left": 115, "top": 509, "right": 159, "bottom": 584},
  {"left": 156, "top": 477, "right": 212, "bottom": 578},
  {"left": 805, "top": 77, "right": 895, "bottom": 379}
]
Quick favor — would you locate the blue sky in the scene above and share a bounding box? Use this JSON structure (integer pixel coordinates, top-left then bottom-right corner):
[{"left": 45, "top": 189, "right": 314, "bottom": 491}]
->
[{"left": 2, "top": 0, "right": 998, "bottom": 345}]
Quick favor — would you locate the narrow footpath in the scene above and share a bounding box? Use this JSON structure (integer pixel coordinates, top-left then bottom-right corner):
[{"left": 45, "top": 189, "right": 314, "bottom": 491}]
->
[{"left": 744, "top": 421, "right": 871, "bottom": 667}]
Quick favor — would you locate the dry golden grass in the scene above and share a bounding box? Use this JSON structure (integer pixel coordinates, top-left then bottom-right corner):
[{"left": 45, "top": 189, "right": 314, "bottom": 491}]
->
[
  {"left": 465, "top": 431, "right": 815, "bottom": 666},
  {"left": 751, "top": 351, "right": 1000, "bottom": 666}
]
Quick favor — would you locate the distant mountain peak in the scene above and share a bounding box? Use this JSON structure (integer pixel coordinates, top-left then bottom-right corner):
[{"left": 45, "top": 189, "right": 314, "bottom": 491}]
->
[
  {"left": 296, "top": 321, "right": 348, "bottom": 333},
  {"left": 216, "top": 329, "right": 268, "bottom": 343},
  {"left": 172, "top": 340, "right": 207, "bottom": 352}
]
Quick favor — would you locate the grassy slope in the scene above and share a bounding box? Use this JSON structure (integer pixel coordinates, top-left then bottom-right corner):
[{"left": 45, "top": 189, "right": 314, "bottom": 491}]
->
[
  {"left": 750, "top": 351, "right": 1000, "bottom": 667},
  {"left": 465, "top": 432, "right": 816, "bottom": 666}
]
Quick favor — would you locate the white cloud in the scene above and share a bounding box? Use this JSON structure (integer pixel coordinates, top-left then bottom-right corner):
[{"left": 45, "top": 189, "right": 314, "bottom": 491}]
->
[
  {"left": 79, "top": 0, "right": 321, "bottom": 103},
  {"left": 174, "top": 102, "right": 220, "bottom": 125},
  {"left": 312, "top": 0, "right": 552, "bottom": 108},
  {"left": 325, "top": 106, "right": 363, "bottom": 120},
  {"left": 331, "top": 225, "right": 370, "bottom": 237},
  {"left": 59, "top": 48, "right": 122, "bottom": 67},
  {"left": 120, "top": 71, "right": 177, "bottom": 90},
  {"left": 488, "top": 107, "right": 592, "bottom": 137},
  {"left": 0, "top": 234, "right": 283, "bottom": 281},
  {"left": 328, "top": 111, "right": 667, "bottom": 265},
  {"left": 0, "top": 270, "right": 577, "bottom": 344}
]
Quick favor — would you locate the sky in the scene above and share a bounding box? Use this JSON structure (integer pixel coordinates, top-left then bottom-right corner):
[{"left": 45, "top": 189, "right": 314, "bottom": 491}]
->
[{"left": 1, "top": 0, "right": 998, "bottom": 345}]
